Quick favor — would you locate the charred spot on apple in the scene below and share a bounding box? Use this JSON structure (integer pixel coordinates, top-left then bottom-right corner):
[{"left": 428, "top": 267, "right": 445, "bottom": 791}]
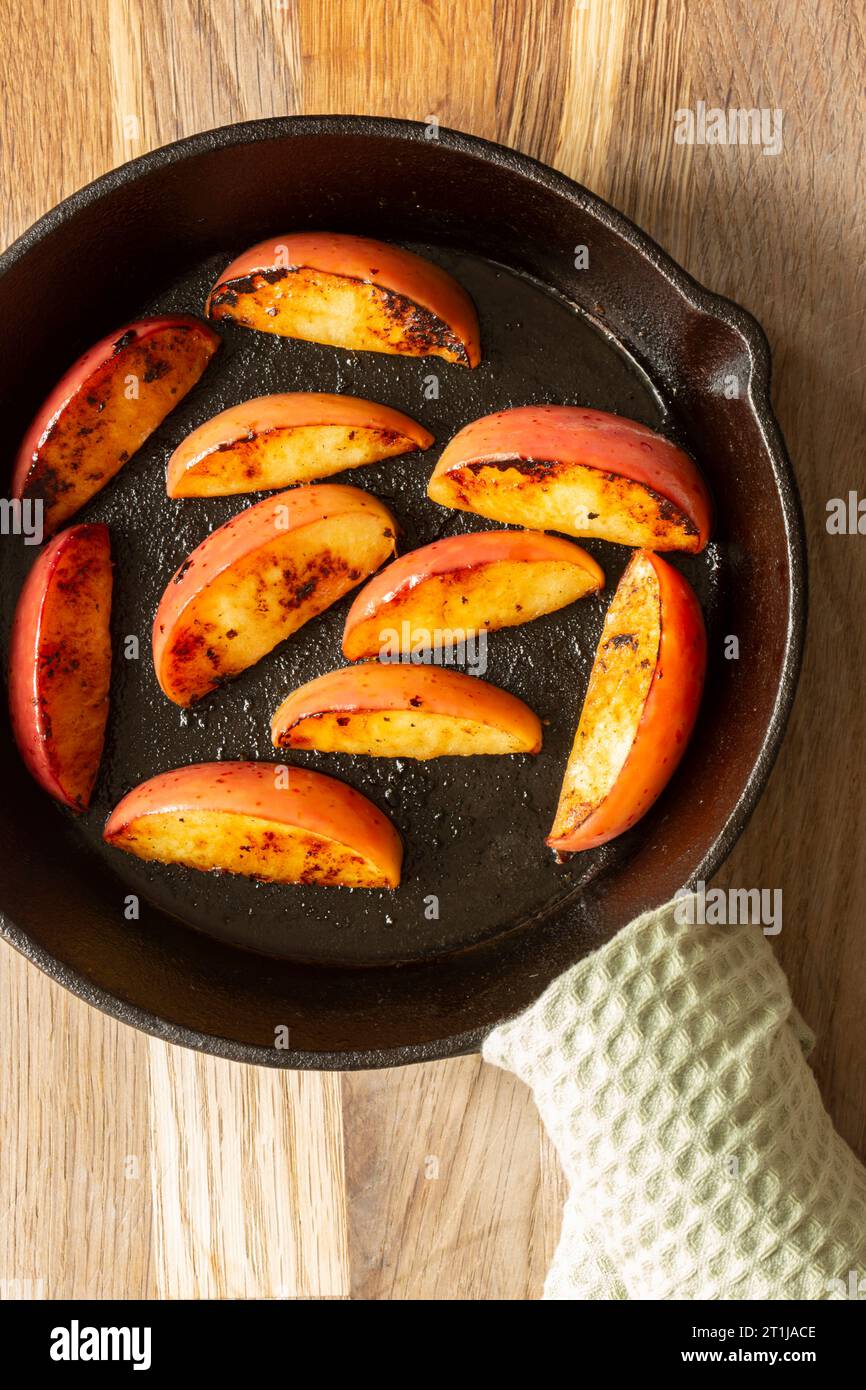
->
[
  {"left": 142, "top": 357, "right": 172, "bottom": 383},
  {"left": 464, "top": 456, "right": 561, "bottom": 479},
  {"left": 209, "top": 266, "right": 291, "bottom": 310},
  {"left": 375, "top": 287, "right": 470, "bottom": 364}
]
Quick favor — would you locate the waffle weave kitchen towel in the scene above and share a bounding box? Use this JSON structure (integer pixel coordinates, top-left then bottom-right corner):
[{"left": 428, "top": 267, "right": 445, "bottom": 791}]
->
[{"left": 482, "top": 895, "right": 866, "bottom": 1300}]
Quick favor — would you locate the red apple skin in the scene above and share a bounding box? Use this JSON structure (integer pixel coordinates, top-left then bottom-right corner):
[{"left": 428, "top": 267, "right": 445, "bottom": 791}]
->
[
  {"left": 12, "top": 315, "right": 220, "bottom": 534},
  {"left": 9, "top": 523, "right": 113, "bottom": 812},
  {"left": 342, "top": 528, "right": 604, "bottom": 660},
  {"left": 206, "top": 231, "right": 481, "bottom": 367},
  {"left": 166, "top": 391, "right": 434, "bottom": 496},
  {"left": 547, "top": 551, "right": 706, "bottom": 852},
  {"left": 103, "top": 761, "right": 403, "bottom": 889},
  {"left": 429, "top": 405, "right": 712, "bottom": 551}
]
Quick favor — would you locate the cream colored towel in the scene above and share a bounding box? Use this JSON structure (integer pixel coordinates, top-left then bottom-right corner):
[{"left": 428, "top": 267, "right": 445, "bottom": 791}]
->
[{"left": 483, "top": 896, "right": 866, "bottom": 1300}]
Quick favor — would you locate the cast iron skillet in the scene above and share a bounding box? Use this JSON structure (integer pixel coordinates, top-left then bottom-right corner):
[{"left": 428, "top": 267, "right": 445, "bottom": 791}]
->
[{"left": 0, "top": 117, "right": 805, "bottom": 1069}]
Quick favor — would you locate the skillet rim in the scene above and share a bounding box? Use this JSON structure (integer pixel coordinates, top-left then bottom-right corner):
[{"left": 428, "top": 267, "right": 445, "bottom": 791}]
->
[{"left": 0, "top": 115, "right": 807, "bottom": 1069}]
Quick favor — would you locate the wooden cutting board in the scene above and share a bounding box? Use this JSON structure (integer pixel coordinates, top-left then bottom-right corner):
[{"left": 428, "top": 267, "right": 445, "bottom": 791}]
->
[{"left": 1, "top": 0, "right": 862, "bottom": 1300}]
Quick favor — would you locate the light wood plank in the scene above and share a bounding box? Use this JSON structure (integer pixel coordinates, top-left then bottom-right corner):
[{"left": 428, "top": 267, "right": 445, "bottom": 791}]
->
[
  {"left": 147, "top": 1043, "right": 349, "bottom": 1298},
  {"left": 492, "top": 0, "right": 571, "bottom": 162},
  {"left": 341, "top": 1057, "right": 564, "bottom": 1299},
  {"left": 107, "top": 0, "right": 302, "bottom": 152},
  {"left": 298, "top": 0, "right": 497, "bottom": 134},
  {"left": 0, "top": 957, "right": 157, "bottom": 1299}
]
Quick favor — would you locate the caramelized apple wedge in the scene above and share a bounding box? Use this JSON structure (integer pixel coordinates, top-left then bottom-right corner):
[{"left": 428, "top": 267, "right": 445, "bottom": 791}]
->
[
  {"left": 272, "top": 663, "right": 542, "bottom": 758},
  {"left": 428, "top": 406, "right": 711, "bottom": 552},
  {"left": 547, "top": 550, "right": 706, "bottom": 853},
  {"left": 103, "top": 762, "right": 402, "bottom": 888},
  {"left": 167, "top": 392, "right": 433, "bottom": 497},
  {"left": 342, "top": 529, "right": 603, "bottom": 661},
  {"left": 13, "top": 316, "right": 219, "bottom": 535},
  {"left": 153, "top": 483, "right": 397, "bottom": 705},
  {"left": 206, "top": 232, "right": 480, "bottom": 366},
  {"left": 9, "top": 523, "right": 112, "bottom": 811}
]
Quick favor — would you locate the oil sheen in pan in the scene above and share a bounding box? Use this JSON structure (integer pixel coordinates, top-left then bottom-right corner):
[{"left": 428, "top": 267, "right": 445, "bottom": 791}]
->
[{"left": 4, "top": 244, "right": 723, "bottom": 967}]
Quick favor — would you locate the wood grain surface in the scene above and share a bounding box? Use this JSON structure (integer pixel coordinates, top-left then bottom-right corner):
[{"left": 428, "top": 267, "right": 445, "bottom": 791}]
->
[{"left": 0, "top": 0, "right": 862, "bottom": 1300}]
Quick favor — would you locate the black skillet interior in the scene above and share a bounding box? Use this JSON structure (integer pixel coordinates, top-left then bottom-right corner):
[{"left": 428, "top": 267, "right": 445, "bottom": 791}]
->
[{"left": 0, "top": 119, "right": 804, "bottom": 1067}]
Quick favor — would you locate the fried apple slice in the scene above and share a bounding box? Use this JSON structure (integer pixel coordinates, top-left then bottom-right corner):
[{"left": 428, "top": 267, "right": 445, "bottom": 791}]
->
[
  {"left": 272, "top": 662, "right": 542, "bottom": 758},
  {"left": 13, "top": 316, "right": 219, "bottom": 535},
  {"left": 103, "top": 761, "right": 402, "bottom": 888},
  {"left": 342, "top": 529, "right": 603, "bottom": 661},
  {"left": 153, "top": 483, "right": 397, "bottom": 705},
  {"left": 428, "top": 405, "right": 711, "bottom": 552},
  {"left": 547, "top": 550, "right": 706, "bottom": 853},
  {"left": 166, "top": 392, "right": 433, "bottom": 497},
  {"left": 9, "top": 523, "right": 112, "bottom": 811},
  {"left": 206, "top": 232, "right": 480, "bottom": 366}
]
